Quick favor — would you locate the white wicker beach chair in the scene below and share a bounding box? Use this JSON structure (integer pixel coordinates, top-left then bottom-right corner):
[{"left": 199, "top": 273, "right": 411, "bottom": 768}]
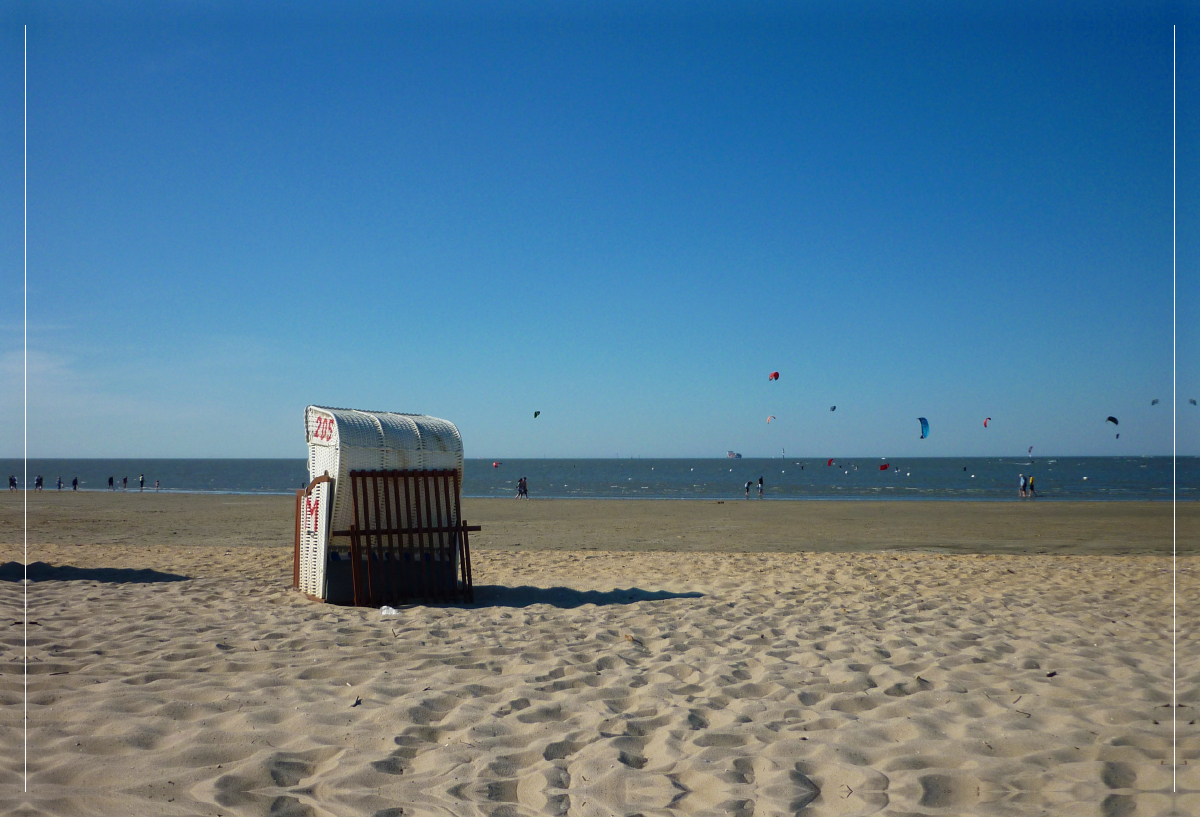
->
[{"left": 295, "top": 406, "right": 475, "bottom": 605}]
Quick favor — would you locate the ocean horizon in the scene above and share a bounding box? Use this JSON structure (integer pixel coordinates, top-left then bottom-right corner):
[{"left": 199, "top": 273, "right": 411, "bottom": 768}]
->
[{"left": 3, "top": 457, "right": 1195, "bottom": 502}]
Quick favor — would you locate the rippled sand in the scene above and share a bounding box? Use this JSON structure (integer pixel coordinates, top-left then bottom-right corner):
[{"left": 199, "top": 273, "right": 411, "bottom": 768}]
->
[{"left": 1, "top": 494, "right": 1196, "bottom": 816}]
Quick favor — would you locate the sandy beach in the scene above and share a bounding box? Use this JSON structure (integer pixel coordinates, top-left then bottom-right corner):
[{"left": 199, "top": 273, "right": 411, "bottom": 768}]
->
[{"left": 2, "top": 493, "right": 1197, "bottom": 815}]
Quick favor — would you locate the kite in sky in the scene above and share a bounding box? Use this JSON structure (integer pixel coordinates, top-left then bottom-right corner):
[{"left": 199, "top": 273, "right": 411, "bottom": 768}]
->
[
  {"left": 983, "top": 417, "right": 991, "bottom": 428},
  {"left": 830, "top": 406, "right": 836, "bottom": 412},
  {"left": 1106, "top": 416, "right": 1119, "bottom": 425},
  {"left": 769, "top": 371, "right": 779, "bottom": 381},
  {"left": 1192, "top": 399, "right": 1198, "bottom": 406},
  {"left": 767, "top": 415, "right": 776, "bottom": 424},
  {"left": 918, "top": 417, "right": 929, "bottom": 439},
  {"left": 533, "top": 411, "right": 540, "bottom": 418},
  {"left": 1151, "top": 399, "right": 1159, "bottom": 405}
]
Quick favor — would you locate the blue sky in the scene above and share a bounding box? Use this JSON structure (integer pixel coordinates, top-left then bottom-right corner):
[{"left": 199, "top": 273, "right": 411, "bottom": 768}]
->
[{"left": 1, "top": 1, "right": 1196, "bottom": 458}]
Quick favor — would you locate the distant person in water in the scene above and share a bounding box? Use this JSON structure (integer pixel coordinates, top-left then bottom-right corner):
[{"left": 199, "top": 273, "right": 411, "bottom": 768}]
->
[
  {"left": 745, "top": 480, "right": 751, "bottom": 499},
  {"left": 155, "top": 479, "right": 160, "bottom": 492},
  {"left": 1018, "top": 474, "right": 1026, "bottom": 498},
  {"left": 139, "top": 474, "right": 144, "bottom": 491},
  {"left": 56, "top": 477, "right": 63, "bottom": 490},
  {"left": 34, "top": 476, "right": 43, "bottom": 491},
  {"left": 758, "top": 476, "right": 764, "bottom": 498},
  {"left": 1028, "top": 474, "right": 1036, "bottom": 498},
  {"left": 7, "top": 476, "right": 14, "bottom": 491},
  {"left": 72, "top": 477, "right": 78, "bottom": 491},
  {"left": 122, "top": 476, "right": 128, "bottom": 490},
  {"left": 108, "top": 476, "right": 114, "bottom": 490}
]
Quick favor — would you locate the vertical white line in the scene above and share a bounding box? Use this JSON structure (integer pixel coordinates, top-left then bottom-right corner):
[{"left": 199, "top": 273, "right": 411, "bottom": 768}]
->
[
  {"left": 1171, "top": 23, "right": 1177, "bottom": 793},
  {"left": 22, "top": 22, "right": 28, "bottom": 795}
]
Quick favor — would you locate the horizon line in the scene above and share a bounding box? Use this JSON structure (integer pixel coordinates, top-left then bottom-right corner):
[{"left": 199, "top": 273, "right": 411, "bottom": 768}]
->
[{"left": 3, "top": 454, "right": 1196, "bottom": 461}]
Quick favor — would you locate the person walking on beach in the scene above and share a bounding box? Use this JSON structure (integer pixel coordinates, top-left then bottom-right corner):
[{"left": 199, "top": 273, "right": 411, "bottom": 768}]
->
[
  {"left": 155, "top": 479, "right": 160, "bottom": 492},
  {"left": 520, "top": 477, "right": 529, "bottom": 499},
  {"left": 34, "top": 476, "right": 43, "bottom": 491},
  {"left": 1027, "top": 474, "right": 1036, "bottom": 498},
  {"left": 122, "top": 476, "right": 128, "bottom": 491},
  {"left": 108, "top": 476, "right": 114, "bottom": 490},
  {"left": 72, "top": 477, "right": 78, "bottom": 491},
  {"left": 745, "top": 480, "right": 751, "bottom": 499},
  {"left": 7, "top": 476, "right": 15, "bottom": 491},
  {"left": 139, "top": 474, "right": 145, "bottom": 491},
  {"left": 56, "top": 477, "right": 62, "bottom": 491},
  {"left": 1018, "top": 474, "right": 1026, "bottom": 498},
  {"left": 757, "top": 476, "right": 764, "bottom": 498}
]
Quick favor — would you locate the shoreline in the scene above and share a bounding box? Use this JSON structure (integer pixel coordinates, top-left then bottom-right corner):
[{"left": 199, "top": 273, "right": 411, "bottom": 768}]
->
[{"left": 6, "top": 456, "right": 1191, "bottom": 504}]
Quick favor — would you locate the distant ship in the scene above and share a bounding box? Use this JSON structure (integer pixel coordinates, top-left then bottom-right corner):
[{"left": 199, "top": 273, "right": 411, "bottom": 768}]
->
[{"left": 726, "top": 450, "right": 742, "bottom": 459}]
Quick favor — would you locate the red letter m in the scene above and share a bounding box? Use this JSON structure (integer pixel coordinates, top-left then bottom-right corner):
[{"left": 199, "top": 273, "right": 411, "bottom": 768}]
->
[{"left": 305, "top": 496, "right": 320, "bottom": 532}]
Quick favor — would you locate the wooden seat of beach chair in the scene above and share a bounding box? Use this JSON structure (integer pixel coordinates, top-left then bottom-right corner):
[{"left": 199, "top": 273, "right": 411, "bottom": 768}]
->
[{"left": 332, "top": 469, "right": 478, "bottom": 606}]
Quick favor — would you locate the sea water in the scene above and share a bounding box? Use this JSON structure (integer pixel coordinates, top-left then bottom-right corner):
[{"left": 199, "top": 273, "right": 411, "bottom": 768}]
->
[{"left": 4, "top": 457, "right": 1194, "bottom": 501}]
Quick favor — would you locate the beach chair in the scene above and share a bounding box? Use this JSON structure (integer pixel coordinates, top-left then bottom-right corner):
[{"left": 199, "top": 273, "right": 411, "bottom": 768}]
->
[{"left": 293, "top": 406, "right": 476, "bottom": 606}]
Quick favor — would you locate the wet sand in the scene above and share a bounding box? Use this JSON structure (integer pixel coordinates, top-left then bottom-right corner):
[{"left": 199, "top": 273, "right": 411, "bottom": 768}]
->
[
  {"left": 5, "top": 492, "right": 1196, "bottom": 554},
  {"left": 1, "top": 493, "right": 1196, "bottom": 816}
]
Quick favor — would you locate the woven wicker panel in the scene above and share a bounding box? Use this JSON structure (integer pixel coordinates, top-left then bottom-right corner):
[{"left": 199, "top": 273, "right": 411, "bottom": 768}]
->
[
  {"left": 330, "top": 444, "right": 385, "bottom": 545},
  {"left": 308, "top": 443, "right": 338, "bottom": 487},
  {"left": 376, "top": 414, "right": 423, "bottom": 470},
  {"left": 412, "top": 415, "right": 464, "bottom": 474},
  {"left": 298, "top": 480, "right": 330, "bottom": 596},
  {"left": 328, "top": 408, "right": 385, "bottom": 450}
]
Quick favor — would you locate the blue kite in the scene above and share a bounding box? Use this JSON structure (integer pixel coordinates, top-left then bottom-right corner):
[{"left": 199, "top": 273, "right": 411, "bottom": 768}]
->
[{"left": 918, "top": 417, "right": 929, "bottom": 439}]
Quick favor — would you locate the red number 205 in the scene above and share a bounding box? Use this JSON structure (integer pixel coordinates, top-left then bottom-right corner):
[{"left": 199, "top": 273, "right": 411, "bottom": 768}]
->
[{"left": 314, "top": 416, "right": 333, "bottom": 441}]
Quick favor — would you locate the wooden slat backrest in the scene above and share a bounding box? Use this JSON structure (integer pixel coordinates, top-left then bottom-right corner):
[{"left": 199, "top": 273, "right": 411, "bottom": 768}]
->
[{"left": 340, "top": 469, "right": 476, "bottom": 606}]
